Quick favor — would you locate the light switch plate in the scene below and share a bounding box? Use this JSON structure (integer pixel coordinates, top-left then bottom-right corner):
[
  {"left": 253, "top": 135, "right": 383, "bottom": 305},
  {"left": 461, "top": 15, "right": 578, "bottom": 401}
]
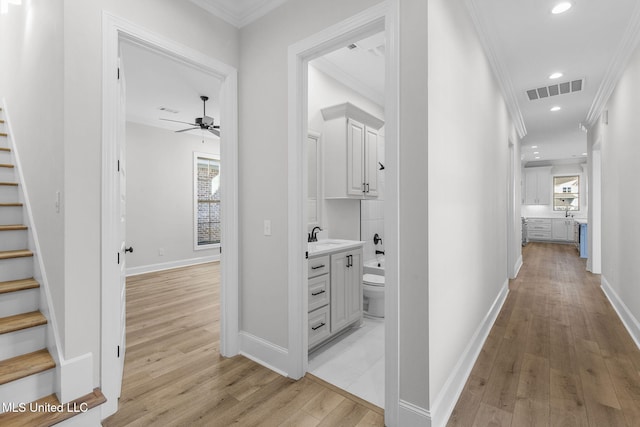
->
[{"left": 264, "top": 219, "right": 272, "bottom": 236}]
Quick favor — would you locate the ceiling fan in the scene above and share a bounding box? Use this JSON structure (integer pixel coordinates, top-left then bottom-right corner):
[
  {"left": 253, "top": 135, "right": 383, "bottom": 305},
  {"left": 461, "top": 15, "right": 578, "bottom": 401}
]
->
[{"left": 160, "top": 95, "right": 220, "bottom": 137}]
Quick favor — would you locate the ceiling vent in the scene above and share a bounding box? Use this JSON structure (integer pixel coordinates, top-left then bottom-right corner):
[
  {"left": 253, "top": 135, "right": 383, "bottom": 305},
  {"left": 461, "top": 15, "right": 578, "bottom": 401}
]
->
[
  {"left": 526, "top": 78, "right": 585, "bottom": 101},
  {"left": 159, "top": 106, "right": 179, "bottom": 114}
]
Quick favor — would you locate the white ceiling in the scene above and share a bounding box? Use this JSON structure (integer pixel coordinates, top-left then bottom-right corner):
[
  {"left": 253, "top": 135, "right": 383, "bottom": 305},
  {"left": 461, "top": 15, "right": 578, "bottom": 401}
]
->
[
  {"left": 121, "top": 41, "right": 222, "bottom": 139},
  {"left": 472, "top": 0, "right": 639, "bottom": 163}
]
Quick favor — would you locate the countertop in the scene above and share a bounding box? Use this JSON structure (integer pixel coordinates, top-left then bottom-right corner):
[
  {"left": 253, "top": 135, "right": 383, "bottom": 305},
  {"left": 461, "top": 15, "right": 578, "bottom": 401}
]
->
[
  {"left": 574, "top": 218, "right": 588, "bottom": 224},
  {"left": 308, "top": 239, "right": 365, "bottom": 257}
]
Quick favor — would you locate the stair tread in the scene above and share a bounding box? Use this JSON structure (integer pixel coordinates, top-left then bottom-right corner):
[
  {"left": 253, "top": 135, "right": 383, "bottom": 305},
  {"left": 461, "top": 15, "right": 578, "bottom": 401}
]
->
[
  {"left": 0, "top": 148, "right": 10, "bottom": 152},
  {"left": 0, "top": 133, "right": 7, "bottom": 137},
  {"left": 0, "top": 182, "right": 18, "bottom": 186},
  {"left": 0, "top": 388, "right": 106, "bottom": 426},
  {"left": 0, "top": 349, "right": 55, "bottom": 385},
  {"left": 0, "top": 278, "right": 39, "bottom": 294},
  {"left": 0, "top": 202, "right": 22, "bottom": 207},
  {"left": 0, "top": 164, "right": 14, "bottom": 168},
  {"left": 0, "top": 311, "right": 47, "bottom": 335},
  {"left": 0, "top": 249, "right": 33, "bottom": 260},
  {"left": 0, "top": 224, "right": 27, "bottom": 231}
]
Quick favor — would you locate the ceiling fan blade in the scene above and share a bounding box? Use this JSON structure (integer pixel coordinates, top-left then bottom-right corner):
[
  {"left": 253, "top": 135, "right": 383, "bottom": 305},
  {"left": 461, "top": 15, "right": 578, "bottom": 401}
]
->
[
  {"left": 208, "top": 128, "right": 220, "bottom": 137},
  {"left": 176, "top": 127, "right": 200, "bottom": 133},
  {"left": 160, "top": 118, "right": 198, "bottom": 126}
]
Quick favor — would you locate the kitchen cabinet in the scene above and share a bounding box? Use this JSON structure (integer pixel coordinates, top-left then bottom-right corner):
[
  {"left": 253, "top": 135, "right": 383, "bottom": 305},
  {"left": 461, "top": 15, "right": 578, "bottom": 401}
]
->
[
  {"left": 330, "top": 248, "right": 363, "bottom": 333},
  {"left": 552, "top": 219, "right": 575, "bottom": 241},
  {"left": 523, "top": 167, "right": 552, "bottom": 205},
  {"left": 527, "top": 218, "right": 552, "bottom": 240},
  {"left": 321, "top": 103, "right": 384, "bottom": 199}
]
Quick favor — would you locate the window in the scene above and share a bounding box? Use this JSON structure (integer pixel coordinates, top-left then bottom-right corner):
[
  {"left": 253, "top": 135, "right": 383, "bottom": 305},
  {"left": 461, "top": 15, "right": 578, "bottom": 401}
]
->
[
  {"left": 194, "top": 153, "right": 220, "bottom": 249},
  {"left": 553, "top": 175, "right": 579, "bottom": 211}
]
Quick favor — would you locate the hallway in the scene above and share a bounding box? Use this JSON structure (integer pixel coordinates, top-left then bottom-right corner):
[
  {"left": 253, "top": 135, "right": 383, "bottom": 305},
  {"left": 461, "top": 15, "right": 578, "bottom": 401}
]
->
[{"left": 448, "top": 243, "right": 640, "bottom": 426}]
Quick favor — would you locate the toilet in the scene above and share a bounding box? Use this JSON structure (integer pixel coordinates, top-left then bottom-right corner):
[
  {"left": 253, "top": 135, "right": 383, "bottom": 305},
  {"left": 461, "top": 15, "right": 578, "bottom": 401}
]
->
[{"left": 363, "top": 273, "right": 385, "bottom": 318}]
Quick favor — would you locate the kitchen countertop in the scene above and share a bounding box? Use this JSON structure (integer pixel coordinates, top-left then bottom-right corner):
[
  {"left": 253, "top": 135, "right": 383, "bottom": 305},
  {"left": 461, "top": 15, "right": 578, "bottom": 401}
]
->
[
  {"left": 308, "top": 239, "right": 365, "bottom": 257},
  {"left": 574, "top": 218, "right": 588, "bottom": 224}
]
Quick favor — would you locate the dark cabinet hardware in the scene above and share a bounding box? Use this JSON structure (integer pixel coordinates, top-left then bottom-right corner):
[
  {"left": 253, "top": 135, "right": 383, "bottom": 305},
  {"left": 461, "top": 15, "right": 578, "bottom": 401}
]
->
[
  {"left": 311, "top": 290, "right": 326, "bottom": 296},
  {"left": 311, "top": 322, "right": 326, "bottom": 331},
  {"left": 311, "top": 264, "right": 325, "bottom": 270},
  {"left": 125, "top": 247, "right": 134, "bottom": 253}
]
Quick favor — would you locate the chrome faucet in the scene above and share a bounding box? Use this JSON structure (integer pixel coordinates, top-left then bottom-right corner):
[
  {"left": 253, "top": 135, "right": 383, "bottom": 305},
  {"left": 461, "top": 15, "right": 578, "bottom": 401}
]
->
[{"left": 308, "top": 226, "right": 322, "bottom": 242}]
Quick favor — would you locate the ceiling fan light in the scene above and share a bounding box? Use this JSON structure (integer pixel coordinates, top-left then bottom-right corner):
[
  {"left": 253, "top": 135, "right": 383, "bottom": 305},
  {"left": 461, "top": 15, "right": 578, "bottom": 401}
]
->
[{"left": 552, "top": 2, "right": 572, "bottom": 15}]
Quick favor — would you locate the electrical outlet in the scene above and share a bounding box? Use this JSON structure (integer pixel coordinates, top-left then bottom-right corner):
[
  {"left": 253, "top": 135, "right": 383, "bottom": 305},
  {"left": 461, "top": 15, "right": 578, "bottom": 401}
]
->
[
  {"left": 158, "top": 248, "right": 164, "bottom": 256},
  {"left": 264, "top": 220, "right": 272, "bottom": 236}
]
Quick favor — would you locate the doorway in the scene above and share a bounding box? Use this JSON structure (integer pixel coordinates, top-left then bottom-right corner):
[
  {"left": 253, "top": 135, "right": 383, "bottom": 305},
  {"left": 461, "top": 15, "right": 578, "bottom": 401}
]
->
[
  {"left": 287, "top": 3, "right": 399, "bottom": 425},
  {"left": 101, "top": 13, "right": 239, "bottom": 419}
]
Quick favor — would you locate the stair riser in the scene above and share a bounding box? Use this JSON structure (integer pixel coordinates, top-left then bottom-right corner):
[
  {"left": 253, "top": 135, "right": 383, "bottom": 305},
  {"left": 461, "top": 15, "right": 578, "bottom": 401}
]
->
[
  {"left": 0, "top": 186, "right": 18, "bottom": 203},
  {"left": 0, "top": 151, "right": 11, "bottom": 164},
  {"left": 0, "top": 324, "right": 46, "bottom": 360},
  {"left": 0, "top": 257, "right": 33, "bottom": 282},
  {"left": 0, "top": 206, "right": 23, "bottom": 225},
  {"left": 0, "top": 369, "right": 55, "bottom": 414},
  {"left": 0, "top": 167, "right": 14, "bottom": 182},
  {"left": 0, "top": 229, "right": 27, "bottom": 251},
  {"left": 0, "top": 288, "right": 39, "bottom": 317}
]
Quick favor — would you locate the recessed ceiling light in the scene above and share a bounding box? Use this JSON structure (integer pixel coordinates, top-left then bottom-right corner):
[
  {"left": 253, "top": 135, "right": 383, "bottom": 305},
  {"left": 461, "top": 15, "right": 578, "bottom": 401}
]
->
[
  {"left": 582, "top": 152, "right": 587, "bottom": 156},
  {"left": 535, "top": 156, "right": 541, "bottom": 159},
  {"left": 549, "top": 72, "right": 563, "bottom": 79},
  {"left": 552, "top": 2, "right": 572, "bottom": 14},
  {"left": 531, "top": 145, "right": 538, "bottom": 149},
  {"left": 550, "top": 106, "right": 562, "bottom": 112},
  {"left": 534, "top": 151, "right": 540, "bottom": 154}
]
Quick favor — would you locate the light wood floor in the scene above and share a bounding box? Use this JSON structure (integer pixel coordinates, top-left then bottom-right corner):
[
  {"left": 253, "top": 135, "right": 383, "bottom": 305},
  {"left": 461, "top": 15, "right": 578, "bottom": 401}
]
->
[
  {"left": 102, "top": 263, "right": 383, "bottom": 427},
  {"left": 448, "top": 242, "right": 640, "bottom": 427}
]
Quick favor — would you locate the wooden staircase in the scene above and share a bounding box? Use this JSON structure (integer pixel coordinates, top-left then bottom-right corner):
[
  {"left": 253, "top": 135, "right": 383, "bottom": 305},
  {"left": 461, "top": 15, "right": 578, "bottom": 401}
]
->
[{"left": 0, "top": 107, "right": 105, "bottom": 425}]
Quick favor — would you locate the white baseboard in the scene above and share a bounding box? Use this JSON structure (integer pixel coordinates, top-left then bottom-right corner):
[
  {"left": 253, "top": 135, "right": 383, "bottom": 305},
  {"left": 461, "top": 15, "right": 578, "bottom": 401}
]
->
[
  {"left": 238, "top": 331, "right": 289, "bottom": 377},
  {"left": 513, "top": 255, "right": 523, "bottom": 278},
  {"left": 399, "top": 399, "right": 432, "bottom": 426},
  {"left": 601, "top": 276, "right": 640, "bottom": 350},
  {"left": 430, "top": 279, "right": 509, "bottom": 427},
  {"left": 126, "top": 255, "right": 220, "bottom": 277},
  {"left": 59, "top": 353, "right": 94, "bottom": 403}
]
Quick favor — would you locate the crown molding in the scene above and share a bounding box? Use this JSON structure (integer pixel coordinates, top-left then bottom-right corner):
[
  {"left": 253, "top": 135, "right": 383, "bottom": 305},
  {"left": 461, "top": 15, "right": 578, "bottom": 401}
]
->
[
  {"left": 311, "top": 59, "right": 385, "bottom": 108},
  {"left": 190, "top": 0, "right": 289, "bottom": 28},
  {"left": 465, "top": 0, "right": 527, "bottom": 139},
  {"left": 585, "top": 1, "right": 640, "bottom": 127}
]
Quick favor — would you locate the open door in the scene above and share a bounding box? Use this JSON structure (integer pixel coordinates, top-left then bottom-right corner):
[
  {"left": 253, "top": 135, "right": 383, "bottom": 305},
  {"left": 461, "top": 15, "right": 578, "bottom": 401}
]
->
[{"left": 115, "top": 52, "right": 127, "bottom": 398}]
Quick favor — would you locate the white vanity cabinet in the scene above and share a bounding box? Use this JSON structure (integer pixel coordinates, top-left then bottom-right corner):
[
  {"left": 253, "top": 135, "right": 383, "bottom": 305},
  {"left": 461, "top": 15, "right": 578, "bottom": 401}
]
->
[
  {"left": 330, "top": 248, "right": 363, "bottom": 334},
  {"left": 307, "top": 242, "right": 364, "bottom": 350},
  {"left": 523, "top": 166, "right": 552, "bottom": 205},
  {"left": 321, "top": 103, "right": 384, "bottom": 199}
]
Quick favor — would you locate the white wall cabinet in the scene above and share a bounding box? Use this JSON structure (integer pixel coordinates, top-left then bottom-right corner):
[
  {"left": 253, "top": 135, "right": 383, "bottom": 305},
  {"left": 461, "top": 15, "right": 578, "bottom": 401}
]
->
[
  {"left": 330, "top": 248, "right": 363, "bottom": 334},
  {"left": 523, "top": 167, "right": 551, "bottom": 205},
  {"left": 322, "top": 103, "right": 384, "bottom": 199}
]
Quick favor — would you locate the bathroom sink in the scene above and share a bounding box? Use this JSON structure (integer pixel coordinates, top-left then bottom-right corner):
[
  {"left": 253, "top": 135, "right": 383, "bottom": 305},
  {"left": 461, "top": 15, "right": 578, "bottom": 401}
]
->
[{"left": 307, "top": 239, "right": 356, "bottom": 255}]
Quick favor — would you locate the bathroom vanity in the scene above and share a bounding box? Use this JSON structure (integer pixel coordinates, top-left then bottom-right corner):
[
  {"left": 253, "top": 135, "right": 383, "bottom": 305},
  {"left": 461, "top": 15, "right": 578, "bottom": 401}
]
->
[{"left": 307, "top": 240, "right": 364, "bottom": 350}]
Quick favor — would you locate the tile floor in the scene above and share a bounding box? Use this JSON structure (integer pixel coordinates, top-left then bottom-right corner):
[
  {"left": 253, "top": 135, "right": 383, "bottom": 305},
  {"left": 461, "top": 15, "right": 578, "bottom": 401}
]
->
[{"left": 308, "top": 317, "right": 385, "bottom": 408}]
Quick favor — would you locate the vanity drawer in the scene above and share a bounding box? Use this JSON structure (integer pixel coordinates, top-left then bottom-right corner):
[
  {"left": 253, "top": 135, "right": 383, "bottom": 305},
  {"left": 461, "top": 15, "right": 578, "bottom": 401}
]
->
[
  {"left": 308, "top": 255, "right": 330, "bottom": 278},
  {"left": 528, "top": 230, "right": 552, "bottom": 239},
  {"left": 308, "top": 305, "right": 331, "bottom": 349},
  {"left": 308, "top": 274, "right": 330, "bottom": 312},
  {"left": 528, "top": 218, "right": 550, "bottom": 224},
  {"left": 528, "top": 223, "right": 551, "bottom": 231}
]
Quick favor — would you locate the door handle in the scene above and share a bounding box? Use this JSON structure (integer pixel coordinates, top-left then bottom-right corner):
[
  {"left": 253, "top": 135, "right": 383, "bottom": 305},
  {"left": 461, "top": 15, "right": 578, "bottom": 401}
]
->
[{"left": 125, "top": 247, "right": 134, "bottom": 253}]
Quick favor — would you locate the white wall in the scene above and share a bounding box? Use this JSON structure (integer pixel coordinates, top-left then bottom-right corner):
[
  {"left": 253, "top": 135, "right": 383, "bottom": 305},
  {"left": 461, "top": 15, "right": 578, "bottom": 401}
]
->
[
  {"left": 125, "top": 122, "right": 220, "bottom": 272},
  {"left": 593, "top": 39, "right": 640, "bottom": 337},
  {"left": 427, "top": 0, "right": 514, "bottom": 415},
  {"left": 521, "top": 162, "right": 588, "bottom": 218},
  {"left": 0, "top": 0, "right": 66, "bottom": 346},
  {"left": 60, "top": 0, "right": 239, "bottom": 384},
  {"left": 238, "top": 0, "right": 384, "bottom": 349}
]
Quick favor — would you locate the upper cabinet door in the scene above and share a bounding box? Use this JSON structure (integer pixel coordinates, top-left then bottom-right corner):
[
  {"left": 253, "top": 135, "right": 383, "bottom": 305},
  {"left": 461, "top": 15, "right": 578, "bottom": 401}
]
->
[
  {"left": 364, "top": 127, "right": 378, "bottom": 197},
  {"left": 347, "top": 118, "right": 365, "bottom": 197}
]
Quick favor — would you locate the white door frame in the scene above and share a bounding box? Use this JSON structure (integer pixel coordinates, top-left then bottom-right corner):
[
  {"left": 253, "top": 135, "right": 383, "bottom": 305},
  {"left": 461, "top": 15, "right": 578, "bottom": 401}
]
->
[
  {"left": 101, "top": 12, "right": 239, "bottom": 418},
  {"left": 287, "top": 1, "right": 399, "bottom": 425}
]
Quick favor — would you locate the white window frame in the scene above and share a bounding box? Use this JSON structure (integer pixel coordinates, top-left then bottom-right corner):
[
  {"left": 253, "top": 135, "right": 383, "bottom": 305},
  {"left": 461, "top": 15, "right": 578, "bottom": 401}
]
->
[{"left": 194, "top": 151, "right": 221, "bottom": 250}]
